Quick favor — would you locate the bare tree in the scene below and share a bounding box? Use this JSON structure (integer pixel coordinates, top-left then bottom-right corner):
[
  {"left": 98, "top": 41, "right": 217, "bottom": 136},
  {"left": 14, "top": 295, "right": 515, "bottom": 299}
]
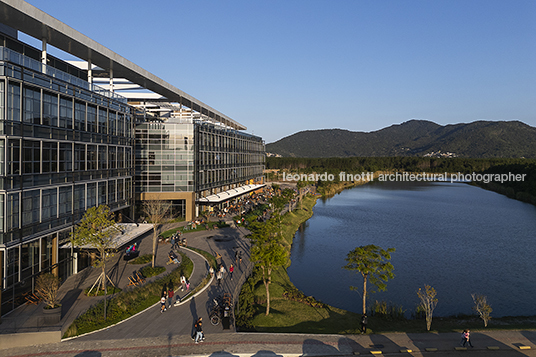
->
[
  {"left": 472, "top": 293, "right": 492, "bottom": 327},
  {"left": 417, "top": 284, "right": 438, "bottom": 331},
  {"left": 35, "top": 273, "right": 61, "bottom": 309},
  {"left": 142, "top": 199, "right": 172, "bottom": 267}
]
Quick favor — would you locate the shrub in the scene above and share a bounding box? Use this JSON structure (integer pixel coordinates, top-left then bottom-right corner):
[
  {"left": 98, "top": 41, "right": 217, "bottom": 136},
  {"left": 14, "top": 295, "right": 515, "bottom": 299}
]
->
[
  {"left": 128, "top": 254, "right": 153, "bottom": 265},
  {"left": 36, "top": 273, "right": 61, "bottom": 309},
  {"left": 369, "top": 300, "right": 406, "bottom": 320},
  {"left": 140, "top": 265, "right": 166, "bottom": 277},
  {"left": 282, "top": 288, "right": 325, "bottom": 308}
]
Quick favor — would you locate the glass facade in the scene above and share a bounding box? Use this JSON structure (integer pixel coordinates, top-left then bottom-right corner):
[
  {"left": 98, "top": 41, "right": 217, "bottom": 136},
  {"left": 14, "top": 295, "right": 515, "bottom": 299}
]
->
[
  {"left": 135, "top": 119, "right": 265, "bottom": 201},
  {"left": 0, "top": 42, "right": 134, "bottom": 315},
  {"left": 135, "top": 122, "right": 195, "bottom": 193}
]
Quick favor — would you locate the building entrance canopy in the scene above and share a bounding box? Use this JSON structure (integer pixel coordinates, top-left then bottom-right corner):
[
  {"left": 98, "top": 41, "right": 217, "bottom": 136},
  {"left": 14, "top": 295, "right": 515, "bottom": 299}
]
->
[
  {"left": 197, "top": 184, "right": 266, "bottom": 204},
  {"left": 61, "top": 224, "right": 153, "bottom": 249}
]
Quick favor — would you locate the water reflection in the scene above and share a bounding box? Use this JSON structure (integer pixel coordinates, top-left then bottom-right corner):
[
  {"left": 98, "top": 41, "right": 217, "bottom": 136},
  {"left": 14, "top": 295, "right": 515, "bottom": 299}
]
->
[{"left": 287, "top": 181, "right": 536, "bottom": 317}]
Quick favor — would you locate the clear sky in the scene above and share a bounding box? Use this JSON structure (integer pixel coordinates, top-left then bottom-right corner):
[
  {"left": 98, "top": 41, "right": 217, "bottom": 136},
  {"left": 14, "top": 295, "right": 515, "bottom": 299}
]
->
[{"left": 23, "top": 0, "right": 536, "bottom": 143}]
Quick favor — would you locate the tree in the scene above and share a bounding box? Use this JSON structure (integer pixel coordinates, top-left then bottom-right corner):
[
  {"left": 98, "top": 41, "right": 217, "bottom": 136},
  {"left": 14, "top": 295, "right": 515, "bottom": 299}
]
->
[
  {"left": 417, "top": 284, "right": 438, "bottom": 331},
  {"left": 249, "top": 218, "right": 288, "bottom": 315},
  {"left": 35, "top": 272, "right": 61, "bottom": 309},
  {"left": 472, "top": 293, "right": 492, "bottom": 327},
  {"left": 142, "top": 199, "right": 172, "bottom": 268},
  {"left": 343, "top": 245, "right": 395, "bottom": 315},
  {"left": 70, "top": 205, "right": 121, "bottom": 295}
]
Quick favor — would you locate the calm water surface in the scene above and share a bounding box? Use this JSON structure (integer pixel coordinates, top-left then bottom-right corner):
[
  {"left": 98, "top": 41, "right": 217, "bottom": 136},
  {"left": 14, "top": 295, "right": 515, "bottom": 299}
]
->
[{"left": 287, "top": 181, "right": 536, "bottom": 317}]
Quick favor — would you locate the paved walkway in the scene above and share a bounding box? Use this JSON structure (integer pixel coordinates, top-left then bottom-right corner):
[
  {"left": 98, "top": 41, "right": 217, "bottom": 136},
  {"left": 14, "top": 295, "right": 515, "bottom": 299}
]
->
[
  {"left": 2, "top": 329, "right": 536, "bottom": 356},
  {"left": 1, "top": 222, "right": 535, "bottom": 357}
]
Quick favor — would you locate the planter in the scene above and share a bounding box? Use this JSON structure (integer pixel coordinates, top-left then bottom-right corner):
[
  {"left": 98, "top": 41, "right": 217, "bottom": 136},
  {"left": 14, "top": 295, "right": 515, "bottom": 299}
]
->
[{"left": 42, "top": 305, "right": 62, "bottom": 325}]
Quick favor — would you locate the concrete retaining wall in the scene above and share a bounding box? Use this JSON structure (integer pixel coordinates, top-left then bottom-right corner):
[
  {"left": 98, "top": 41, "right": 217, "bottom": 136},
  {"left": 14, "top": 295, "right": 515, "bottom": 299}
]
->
[{"left": 0, "top": 330, "right": 61, "bottom": 349}]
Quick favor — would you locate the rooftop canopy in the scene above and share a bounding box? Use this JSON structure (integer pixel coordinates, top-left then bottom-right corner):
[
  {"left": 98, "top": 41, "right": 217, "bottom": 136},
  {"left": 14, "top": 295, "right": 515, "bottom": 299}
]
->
[{"left": 0, "top": 0, "right": 246, "bottom": 130}]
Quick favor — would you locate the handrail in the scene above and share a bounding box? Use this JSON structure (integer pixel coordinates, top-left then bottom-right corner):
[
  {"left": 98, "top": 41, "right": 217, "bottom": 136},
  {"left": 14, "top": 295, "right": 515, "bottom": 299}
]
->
[{"left": 0, "top": 46, "right": 127, "bottom": 104}]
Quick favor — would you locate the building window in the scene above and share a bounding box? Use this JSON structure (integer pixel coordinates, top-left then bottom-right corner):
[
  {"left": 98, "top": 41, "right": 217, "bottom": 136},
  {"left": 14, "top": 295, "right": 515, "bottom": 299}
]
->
[
  {"left": 74, "top": 144, "right": 85, "bottom": 171},
  {"left": 73, "top": 184, "right": 85, "bottom": 212},
  {"left": 108, "top": 180, "right": 116, "bottom": 204},
  {"left": 108, "top": 146, "right": 116, "bottom": 169},
  {"left": 59, "top": 186, "right": 72, "bottom": 216},
  {"left": 22, "top": 190, "right": 40, "bottom": 226},
  {"left": 7, "top": 139, "right": 20, "bottom": 175},
  {"left": 23, "top": 140, "right": 40, "bottom": 174},
  {"left": 98, "top": 146, "right": 107, "bottom": 170},
  {"left": 109, "top": 111, "right": 116, "bottom": 136},
  {"left": 87, "top": 104, "right": 97, "bottom": 133},
  {"left": 41, "top": 188, "right": 57, "bottom": 221},
  {"left": 59, "top": 96, "right": 73, "bottom": 129},
  {"left": 87, "top": 145, "right": 97, "bottom": 171},
  {"left": 42, "top": 91, "right": 58, "bottom": 127},
  {"left": 23, "top": 85, "right": 40, "bottom": 124},
  {"left": 74, "top": 100, "right": 86, "bottom": 131},
  {"left": 7, "top": 81, "right": 21, "bottom": 122},
  {"left": 87, "top": 182, "right": 97, "bottom": 209},
  {"left": 42, "top": 141, "right": 58, "bottom": 173},
  {"left": 6, "top": 192, "right": 19, "bottom": 231},
  {"left": 59, "top": 143, "right": 72, "bottom": 172},
  {"left": 98, "top": 107, "right": 107, "bottom": 134},
  {"left": 98, "top": 181, "right": 107, "bottom": 206},
  {"left": 0, "top": 80, "right": 5, "bottom": 121}
]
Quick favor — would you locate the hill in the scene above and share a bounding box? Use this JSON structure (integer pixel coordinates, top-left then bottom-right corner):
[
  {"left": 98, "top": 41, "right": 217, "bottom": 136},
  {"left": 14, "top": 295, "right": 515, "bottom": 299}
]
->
[{"left": 265, "top": 120, "right": 536, "bottom": 158}]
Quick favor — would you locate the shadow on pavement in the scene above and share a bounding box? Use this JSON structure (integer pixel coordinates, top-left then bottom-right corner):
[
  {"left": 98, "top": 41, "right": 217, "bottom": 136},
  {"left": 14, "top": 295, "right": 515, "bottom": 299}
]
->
[
  {"left": 74, "top": 351, "right": 101, "bottom": 357},
  {"left": 369, "top": 333, "right": 403, "bottom": 353},
  {"left": 60, "top": 288, "right": 82, "bottom": 318},
  {"left": 208, "top": 352, "right": 238, "bottom": 357},
  {"left": 521, "top": 330, "right": 536, "bottom": 346},
  {"left": 338, "top": 336, "right": 364, "bottom": 354},
  {"left": 302, "top": 338, "right": 340, "bottom": 356},
  {"left": 251, "top": 351, "right": 283, "bottom": 357}
]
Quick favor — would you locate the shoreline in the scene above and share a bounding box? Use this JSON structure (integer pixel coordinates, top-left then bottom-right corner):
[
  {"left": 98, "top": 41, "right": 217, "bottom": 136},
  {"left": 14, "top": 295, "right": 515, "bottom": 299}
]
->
[{"left": 244, "top": 180, "right": 536, "bottom": 333}]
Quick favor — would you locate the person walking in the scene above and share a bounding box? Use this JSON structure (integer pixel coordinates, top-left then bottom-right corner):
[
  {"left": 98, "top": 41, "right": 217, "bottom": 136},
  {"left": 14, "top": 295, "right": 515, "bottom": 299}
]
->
[
  {"left": 216, "top": 270, "right": 222, "bottom": 287},
  {"left": 194, "top": 317, "right": 204, "bottom": 344},
  {"left": 229, "top": 264, "right": 234, "bottom": 281},
  {"left": 360, "top": 314, "right": 368, "bottom": 334},
  {"left": 167, "top": 286, "right": 174, "bottom": 308},
  {"left": 180, "top": 275, "right": 187, "bottom": 291},
  {"left": 209, "top": 266, "right": 214, "bottom": 277},
  {"left": 160, "top": 292, "right": 167, "bottom": 313},
  {"left": 461, "top": 329, "right": 474, "bottom": 347}
]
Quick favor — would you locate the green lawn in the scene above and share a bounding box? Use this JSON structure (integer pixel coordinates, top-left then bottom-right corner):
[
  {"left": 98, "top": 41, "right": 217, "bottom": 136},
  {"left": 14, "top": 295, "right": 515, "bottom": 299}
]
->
[{"left": 239, "top": 194, "right": 536, "bottom": 334}]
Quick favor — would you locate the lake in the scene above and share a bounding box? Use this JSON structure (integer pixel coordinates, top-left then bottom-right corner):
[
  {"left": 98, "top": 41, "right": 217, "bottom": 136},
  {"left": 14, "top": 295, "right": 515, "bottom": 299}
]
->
[{"left": 287, "top": 181, "right": 536, "bottom": 317}]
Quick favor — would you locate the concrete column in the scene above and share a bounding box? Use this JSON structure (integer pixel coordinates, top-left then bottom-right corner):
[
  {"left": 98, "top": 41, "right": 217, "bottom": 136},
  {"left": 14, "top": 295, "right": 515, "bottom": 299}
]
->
[
  {"left": 52, "top": 234, "right": 58, "bottom": 277},
  {"left": 185, "top": 193, "right": 195, "bottom": 221},
  {"left": 87, "top": 58, "right": 93, "bottom": 85},
  {"left": 41, "top": 38, "right": 47, "bottom": 74},
  {"left": 73, "top": 252, "right": 78, "bottom": 274},
  {"left": 109, "top": 67, "right": 114, "bottom": 93}
]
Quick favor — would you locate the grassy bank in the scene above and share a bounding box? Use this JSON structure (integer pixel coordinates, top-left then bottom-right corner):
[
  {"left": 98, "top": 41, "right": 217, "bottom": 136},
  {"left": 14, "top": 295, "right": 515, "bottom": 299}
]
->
[{"left": 239, "top": 190, "right": 536, "bottom": 334}]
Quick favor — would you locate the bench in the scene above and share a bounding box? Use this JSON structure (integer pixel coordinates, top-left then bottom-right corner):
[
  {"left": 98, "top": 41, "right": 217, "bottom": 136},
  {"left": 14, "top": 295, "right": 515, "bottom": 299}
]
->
[
  {"left": 25, "top": 292, "right": 41, "bottom": 305},
  {"left": 127, "top": 270, "right": 146, "bottom": 287}
]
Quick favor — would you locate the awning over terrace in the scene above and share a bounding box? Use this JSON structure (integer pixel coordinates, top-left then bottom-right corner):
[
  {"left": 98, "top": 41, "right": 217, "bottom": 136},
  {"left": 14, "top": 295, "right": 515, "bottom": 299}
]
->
[
  {"left": 197, "top": 184, "right": 266, "bottom": 204},
  {"left": 61, "top": 223, "right": 153, "bottom": 249}
]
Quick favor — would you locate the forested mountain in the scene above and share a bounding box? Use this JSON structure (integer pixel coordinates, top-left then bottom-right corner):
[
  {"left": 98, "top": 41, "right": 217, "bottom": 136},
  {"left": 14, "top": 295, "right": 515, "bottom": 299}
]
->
[{"left": 266, "top": 120, "right": 536, "bottom": 158}]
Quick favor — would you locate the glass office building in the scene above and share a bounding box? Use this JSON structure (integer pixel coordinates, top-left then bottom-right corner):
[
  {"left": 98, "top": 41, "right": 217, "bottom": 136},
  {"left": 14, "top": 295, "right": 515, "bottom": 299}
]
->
[
  {"left": 0, "top": 33, "right": 134, "bottom": 315},
  {"left": 0, "top": 1, "right": 264, "bottom": 316},
  {"left": 135, "top": 113, "right": 264, "bottom": 220}
]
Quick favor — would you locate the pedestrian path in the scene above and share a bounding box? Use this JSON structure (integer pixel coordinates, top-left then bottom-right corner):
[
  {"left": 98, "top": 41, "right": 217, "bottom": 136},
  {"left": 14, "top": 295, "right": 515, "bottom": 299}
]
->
[{"left": 2, "top": 329, "right": 535, "bottom": 356}]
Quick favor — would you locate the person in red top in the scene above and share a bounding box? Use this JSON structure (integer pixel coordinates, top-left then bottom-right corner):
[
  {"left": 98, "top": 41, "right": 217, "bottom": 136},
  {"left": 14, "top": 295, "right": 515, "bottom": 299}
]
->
[
  {"left": 167, "top": 286, "right": 174, "bottom": 308},
  {"left": 229, "top": 264, "right": 234, "bottom": 281}
]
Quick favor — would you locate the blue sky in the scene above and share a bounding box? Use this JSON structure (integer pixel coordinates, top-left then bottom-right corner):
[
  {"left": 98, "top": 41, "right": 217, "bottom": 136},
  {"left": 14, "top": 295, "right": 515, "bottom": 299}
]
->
[{"left": 23, "top": 0, "right": 536, "bottom": 143}]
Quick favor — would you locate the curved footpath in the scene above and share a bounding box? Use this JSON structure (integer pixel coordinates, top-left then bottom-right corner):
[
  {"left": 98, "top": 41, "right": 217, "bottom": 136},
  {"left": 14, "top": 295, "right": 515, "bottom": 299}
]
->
[{"left": 1, "top": 224, "right": 535, "bottom": 356}]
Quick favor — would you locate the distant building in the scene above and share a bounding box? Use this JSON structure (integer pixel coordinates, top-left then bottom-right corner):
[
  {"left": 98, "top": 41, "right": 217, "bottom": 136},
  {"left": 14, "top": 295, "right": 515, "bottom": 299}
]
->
[{"left": 0, "top": 0, "right": 264, "bottom": 315}]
